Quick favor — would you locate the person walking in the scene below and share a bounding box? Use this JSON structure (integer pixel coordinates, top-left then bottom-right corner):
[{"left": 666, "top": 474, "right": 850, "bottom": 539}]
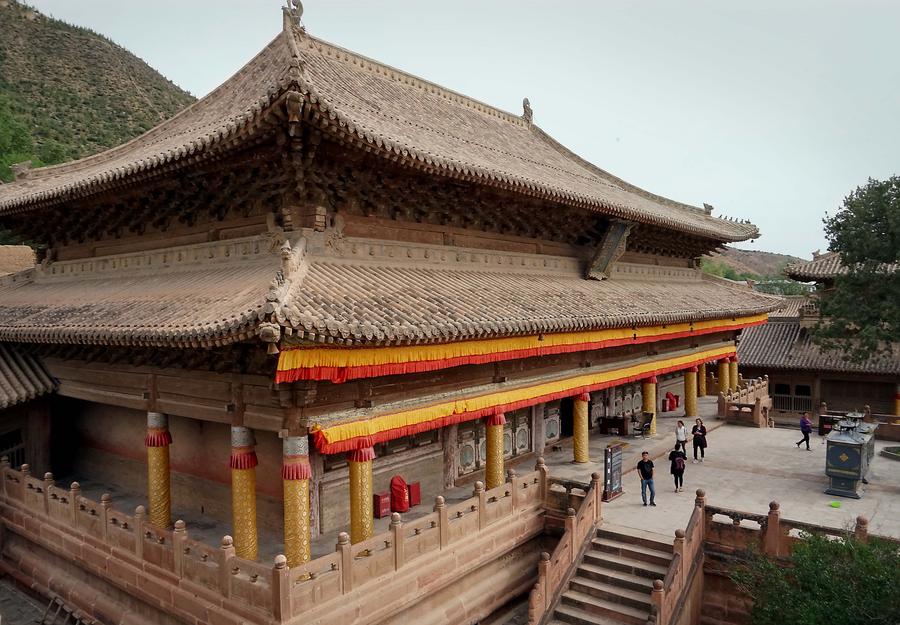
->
[
  {"left": 637, "top": 451, "right": 656, "bottom": 506},
  {"left": 675, "top": 420, "right": 688, "bottom": 452},
  {"left": 668, "top": 445, "right": 687, "bottom": 492},
  {"left": 691, "top": 418, "right": 707, "bottom": 463},
  {"left": 796, "top": 412, "right": 813, "bottom": 451}
]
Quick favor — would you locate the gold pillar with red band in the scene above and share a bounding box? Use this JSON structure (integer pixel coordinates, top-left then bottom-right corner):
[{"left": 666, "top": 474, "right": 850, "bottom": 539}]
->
[
  {"left": 573, "top": 393, "right": 590, "bottom": 463},
  {"left": 348, "top": 445, "right": 375, "bottom": 544},
  {"left": 282, "top": 435, "right": 312, "bottom": 567},
  {"left": 698, "top": 363, "right": 707, "bottom": 397},
  {"left": 729, "top": 356, "right": 739, "bottom": 392},
  {"left": 145, "top": 412, "right": 172, "bottom": 529},
  {"left": 230, "top": 426, "right": 259, "bottom": 560},
  {"left": 718, "top": 359, "right": 730, "bottom": 396},
  {"left": 642, "top": 377, "right": 657, "bottom": 435},
  {"left": 684, "top": 367, "right": 698, "bottom": 418},
  {"left": 895, "top": 383, "right": 900, "bottom": 417},
  {"left": 484, "top": 413, "right": 506, "bottom": 489}
]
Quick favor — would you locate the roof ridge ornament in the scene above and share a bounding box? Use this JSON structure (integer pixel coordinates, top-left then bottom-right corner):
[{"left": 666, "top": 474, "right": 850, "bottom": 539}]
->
[
  {"left": 283, "top": 0, "right": 303, "bottom": 28},
  {"left": 522, "top": 98, "right": 533, "bottom": 124}
]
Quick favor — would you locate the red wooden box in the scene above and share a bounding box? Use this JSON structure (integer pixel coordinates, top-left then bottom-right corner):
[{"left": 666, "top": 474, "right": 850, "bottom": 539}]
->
[
  {"left": 407, "top": 481, "right": 421, "bottom": 507},
  {"left": 373, "top": 492, "right": 391, "bottom": 518}
]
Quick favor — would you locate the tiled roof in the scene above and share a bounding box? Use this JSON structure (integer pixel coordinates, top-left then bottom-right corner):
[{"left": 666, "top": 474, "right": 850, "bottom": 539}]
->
[
  {"left": 0, "top": 22, "right": 758, "bottom": 244},
  {"left": 770, "top": 297, "right": 805, "bottom": 320},
  {"left": 738, "top": 320, "right": 900, "bottom": 375},
  {"left": 0, "top": 238, "right": 280, "bottom": 348},
  {"left": 0, "top": 343, "right": 55, "bottom": 410},
  {"left": 0, "top": 234, "right": 783, "bottom": 348},
  {"left": 785, "top": 252, "right": 845, "bottom": 281},
  {"left": 0, "top": 245, "right": 34, "bottom": 276}
]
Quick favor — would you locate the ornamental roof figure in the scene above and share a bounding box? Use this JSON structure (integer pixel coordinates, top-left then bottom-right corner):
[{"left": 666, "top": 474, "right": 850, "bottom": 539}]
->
[{"left": 0, "top": 13, "right": 761, "bottom": 244}]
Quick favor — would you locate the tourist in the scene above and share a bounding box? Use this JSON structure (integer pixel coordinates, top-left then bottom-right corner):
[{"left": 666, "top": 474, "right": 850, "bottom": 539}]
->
[
  {"left": 669, "top": 445, "right": 687, "bottom": 492},
  {"left": 796, "top": 412, "right": 813, "bottom": 451},
  {"left": 691, "top": 418, "right": 707, "bottom": 463},
  {"left": 675, "top": 420, "right": 688, "bottom": 452},
  {"left": 637, "top": 451, "right": 656, "bottom": 506}
]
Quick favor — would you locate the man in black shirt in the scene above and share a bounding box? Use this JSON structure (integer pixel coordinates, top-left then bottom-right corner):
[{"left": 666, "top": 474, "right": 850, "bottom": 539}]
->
[{"left": 637, "top": 451, "right": 656, "bottom": 506}]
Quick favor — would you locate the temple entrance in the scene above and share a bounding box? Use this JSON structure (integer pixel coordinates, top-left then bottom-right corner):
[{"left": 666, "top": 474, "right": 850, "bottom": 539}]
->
[{"left": 560, "top": 396, "right": 574, "bottom": 438}]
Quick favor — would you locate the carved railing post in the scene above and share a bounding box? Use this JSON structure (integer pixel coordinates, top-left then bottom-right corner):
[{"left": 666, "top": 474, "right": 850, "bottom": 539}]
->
[
  {"left": 172, "top": 520, "right": 187, "bottom": 577},
  {"left": 538, "top": 551, "right": 550, "bottom": 610},
  {"left": 434, "top": 496, "right": 449, "bottom": 548},
  {"left": 695, "top": 489, "right": 707, "bottom": 540},
  {"left": 336, "top": 532, "right": 352, "bottom": 594},
  {"left": 474, "top": 481, "right": 486, "bottom": 531},
  {"left": 535, "top": 456, "right": 548, "bottom": 503},
  {"left": 507, "top": 469, "right": 519, "bottom": 512},
  {"left": 651, "top": 579, "right": 665, "bottom": 624},
  {"left": 854, "top": 516, "right": 869, "bottom": 544},
  {"left": 69, "top": 482, "right": 82, "bottom": 524},
  {"left": 272, "top": 554, "right": 291, "bottom": 622},
  {"left": 133, "top": 505, "right": 145, "bottom": 560},
  {"left": 218, "top": 535, "right": 236, "bottom": 598},
  {"left": 42, "top": 472, "right": 54, "bottom": 515},
  {"left": 764, "top": 501, "right": 780, "bottom": 556},
  {"left": 590, "top": 472, "right": 602, "bottom": 522},
  {"left": 100, "top": 493, "right": 112, "bottom": 543},
  {"left": 565, "top": 508, "right": 577, "bottom": 562},
  {"left": 390, "top": 512, "right": 404, "bottom": 570},
  {"left": 19, "top": 463, "right": 29, "bottom": 502},
  {"left": 673, "top": 529, "right": 686, "bottom": 587}
]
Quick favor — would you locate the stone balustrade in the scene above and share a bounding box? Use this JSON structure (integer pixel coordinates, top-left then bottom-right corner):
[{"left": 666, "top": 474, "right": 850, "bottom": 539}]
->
[
  {"left": 717, "top": 376, "right": 772, "bottom": 427},
  {"left": 0, "top": 455, "right": 549, "bottom": 625}
]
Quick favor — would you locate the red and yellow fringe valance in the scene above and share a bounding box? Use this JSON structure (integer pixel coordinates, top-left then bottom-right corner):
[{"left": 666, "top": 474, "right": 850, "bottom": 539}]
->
[
  {"left": 144, "top": 428, "right": 172, "bottom": 448},
  {"left": 276, "top": 314, "right": 765, "bottom": 384},
  {"left": 311, "top": 345, "right": 735, "bottom": 454},
  {"left": 281, "top": 456, "right": 312, "bottom": 480},
  {"left": 229, "top": 447, "right": 259, "bottom": 470}
]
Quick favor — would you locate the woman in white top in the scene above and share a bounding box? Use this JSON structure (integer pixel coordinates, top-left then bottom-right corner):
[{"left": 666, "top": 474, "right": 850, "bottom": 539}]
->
[{"left": 675, "top": 420, "right": 688, "bottom": 452}]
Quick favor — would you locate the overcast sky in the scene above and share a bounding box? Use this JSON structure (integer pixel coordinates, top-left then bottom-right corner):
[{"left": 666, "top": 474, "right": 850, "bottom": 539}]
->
[{"left": 28, "top": 0, "right": 900, "bottom": 259}]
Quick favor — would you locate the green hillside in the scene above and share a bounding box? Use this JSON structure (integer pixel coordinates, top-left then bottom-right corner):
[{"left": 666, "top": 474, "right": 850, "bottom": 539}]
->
[{"left": 0, "top": 0, "right": 195, "bottom": 182}]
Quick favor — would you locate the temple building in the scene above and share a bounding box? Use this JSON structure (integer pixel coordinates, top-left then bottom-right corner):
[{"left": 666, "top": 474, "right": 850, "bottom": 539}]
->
[
  {"left": 739, "top": 251, "right": 900, "bottom": 423},
  {"left": 0, "top": 7, "right": 781, "bottom": 622}
]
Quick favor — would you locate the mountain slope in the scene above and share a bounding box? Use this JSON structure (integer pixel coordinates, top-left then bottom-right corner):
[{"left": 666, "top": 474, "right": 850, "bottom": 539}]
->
[
  {"left": 703, "top": 246, "right": 806, "bottom": 280},
  {"left": 0, "top": 0, "right": 195, "bottom": 182}
]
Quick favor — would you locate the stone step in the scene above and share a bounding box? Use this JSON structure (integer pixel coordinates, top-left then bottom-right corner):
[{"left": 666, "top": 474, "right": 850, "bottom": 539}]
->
[
  {"left": 576, "top": 562, "right": 655, "bottom": 594},
  {"left": 550, "top": 606, "right": 631, "bottom": 625},
  {"left": 583, "top": 550, "right": 668, "bottom": 580},
  {"left": 597, "top": 523, "right": 674, "bottom": 554},
  {"left": 591, "top": 537, "right": 673, "bottom": 567},
  {"left": 568, "top": 576, "right": 652, "bottom": 611},
  {"left": 560, "top": 590, "right": 649, "bottom": 625}
]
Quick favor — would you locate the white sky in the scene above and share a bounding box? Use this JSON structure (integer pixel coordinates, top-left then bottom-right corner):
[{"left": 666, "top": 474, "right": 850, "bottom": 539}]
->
[{"left": 27, "top": 0, "right": 900, "bottom": 258}]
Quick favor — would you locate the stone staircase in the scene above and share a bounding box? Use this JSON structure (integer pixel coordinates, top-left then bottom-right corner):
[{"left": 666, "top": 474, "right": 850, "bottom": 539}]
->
[{"left": 549, "top": 524, "right": 673, "bottom": 625}]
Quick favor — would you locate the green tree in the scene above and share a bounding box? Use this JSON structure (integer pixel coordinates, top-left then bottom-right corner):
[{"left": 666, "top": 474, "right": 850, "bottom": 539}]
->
[
  {"left": 732, "top": 533, "right": 900, "bottom": 625},
  {"left": 814, "top": 176, "right": 900, "bottom": 362}
]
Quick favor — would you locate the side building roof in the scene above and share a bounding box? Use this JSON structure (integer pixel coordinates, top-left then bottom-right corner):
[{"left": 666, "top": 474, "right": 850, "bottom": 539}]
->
[
  {"left": 0, "top": 343, "right": 56, "bottom": 410},
  {"left": 0, "top": 19, "right": 757, "bottom": 244}
]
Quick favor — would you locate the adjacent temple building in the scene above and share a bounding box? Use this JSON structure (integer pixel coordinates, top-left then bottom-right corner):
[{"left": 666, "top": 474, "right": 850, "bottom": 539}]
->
[
  {"left": 739, "top": 252, "right": 900, "bottom": 423},
  {"left": 0, "top": 7, "right": 782, "bottom": 625}
]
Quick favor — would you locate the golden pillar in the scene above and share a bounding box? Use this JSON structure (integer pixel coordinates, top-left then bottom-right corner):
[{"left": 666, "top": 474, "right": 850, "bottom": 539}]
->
[
  {"left": 145, "top": 412, "right": 172, "bottom": 529},
  {"left": 230, "top": 426, "right": 259, "bottom": 560},
  {"left": 348, "top": 446, "right": 375, "bottom": 544},
  {"left": 684, "top": 367, "right": 698, "bottom": 418},
  {"left": 573, "top": 393, "right": 590, "bottom": 463},
  {"left": 282, "top": 435, "right": 312, "bottom": 567},
  {"left": 642, "top": 377, "right": 657, "bottom": 435},
  {"left": 484, "top": 413, "right": 506, "bottom": 489},
  {"left": 894, "top": 383, "right": 900, "bottom": 417},
  {"left": 718, "top": 359, "right": 730, "bottom": 395},
  {"left": 729, "top": 356, "right": 739, "bottom": 392},
  {"left": 698, "top": 363, "right": 707, "bottom": 397}
]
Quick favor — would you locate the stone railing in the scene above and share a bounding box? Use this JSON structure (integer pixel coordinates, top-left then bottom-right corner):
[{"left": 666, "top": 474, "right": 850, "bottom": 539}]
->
[
  {"left": 0, "top": 460, "right": 274, "bottom": 624},
  {"left": 703, "top": 500, "right": 895, "bottom": 560},
  {"left": 649, "top": 489, "right": 707, "bottom": 625},
  {"left": 718, "top": 376, "right": 772, "bottom": 427},
  {"left": 1, "top": 457, "right": 548, "bottom": 625},
  {"left": 527, "top": 472, "right": 602, "bottom": 625}
]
